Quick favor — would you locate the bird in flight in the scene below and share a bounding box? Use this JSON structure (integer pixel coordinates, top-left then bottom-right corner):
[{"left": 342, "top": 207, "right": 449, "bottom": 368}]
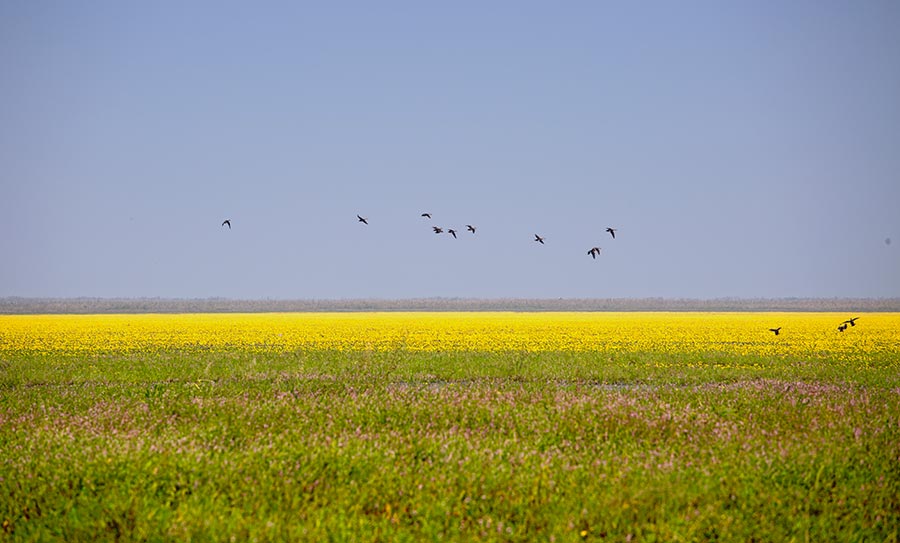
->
[
  {"left": 222, "top": 219, "right": 231, "bottom": 229},
  {"left": 534, "top": 234, "right": 545, "bottom": 244},
  {"left": 421, "top": 213, "right": 432, "bottom": 219},
  {"left": 433, "top": 226, "right": 443, "bottom": 234},
  {"left": 843, "top": 317, "right": 859, "bottom": 327},
  {"left": 466, "top": 225, "right": 476, "bottom": 234},
  {"left": 357, "top": 215, "right": 368, "bottom": 225},
  {"left": 588, "top": 247, "right": 601, "bottom": 259},
  {"left": 838, "top": 323, "right": 847, "bottom": 332},
  {"left": 606, "top": 227, "right": 617, "bottom": 239},
  {"left": 447, "top": 229, "right": 458, "bottom": 239},
  {"left": 769, "top": 327, "right": 782, "bottom": 336}
]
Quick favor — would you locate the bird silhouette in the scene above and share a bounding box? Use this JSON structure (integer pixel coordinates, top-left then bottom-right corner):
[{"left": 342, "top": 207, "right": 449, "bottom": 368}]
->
[
  {"left": 357, "top": 215, "right": 368, "bottom": 225},
  {"left": 534, "top": 234, "right": 545, "bottom": 244},
  {"left": 769, "top": 327, "right": 782, "bottom": 336},
  {"left": 588, "top": 247, "right": 601, "bottom": 259},
  {"left": 222, "top": 220, "right": 231, "bottom": 229},
  {"left": 447, "top": 229, "right": 457, "bottom": 239},
  {"left": 838, "top": 324, "right": 847, "bottom": 332},
  {"left": 843, "top": 317, "right": 859, "bottom": 327},
  {"left": 433, "top": 226, "right": 443, "bottom": 234},
  {"left": 421, "top": 213, "right": 432, "bottom": 219},
  {"left": 606, "top": 227, "right": 617, "bottom": 239},
  {"left": 466, "top": 225, "right": 476, "bottom": 233}
]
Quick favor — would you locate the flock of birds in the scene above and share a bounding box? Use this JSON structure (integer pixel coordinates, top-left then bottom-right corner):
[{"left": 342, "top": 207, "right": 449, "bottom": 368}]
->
[
  {"left": 363, "top": 213, "right": 619, "bottom": 256},
  {"left": 768, "top": 316, "right": 860, "bottom": 336},
  {"left": 223, "top": 214, "right": 620, "bottom": 259},
  {"left": 416, "top": 213, "right": 478, "bottom": 240}
]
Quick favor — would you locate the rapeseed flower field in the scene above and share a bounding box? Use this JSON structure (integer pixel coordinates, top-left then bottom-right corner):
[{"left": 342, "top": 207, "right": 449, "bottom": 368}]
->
[{"left": 2, "top": 312, "right": 898, "bottom": 359}]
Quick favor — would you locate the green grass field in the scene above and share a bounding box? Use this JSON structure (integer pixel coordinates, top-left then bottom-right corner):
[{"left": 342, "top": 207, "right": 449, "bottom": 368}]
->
[{"left": 2, "top": 346, "right": 899, "bottom": 541}]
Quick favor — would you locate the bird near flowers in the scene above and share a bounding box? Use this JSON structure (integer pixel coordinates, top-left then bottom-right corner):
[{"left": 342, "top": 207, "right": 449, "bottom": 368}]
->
[
  {"left": 843, "top": 317, "right": 859, "bottom": 327},
  {"left": 769, "top": 327, "right": 782, "bottom": 336}
]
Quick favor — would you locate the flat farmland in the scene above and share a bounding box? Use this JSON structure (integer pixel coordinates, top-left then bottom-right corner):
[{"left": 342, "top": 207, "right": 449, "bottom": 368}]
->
[{"left": 1, "top": 313, "right": 898, "bottom": 541}]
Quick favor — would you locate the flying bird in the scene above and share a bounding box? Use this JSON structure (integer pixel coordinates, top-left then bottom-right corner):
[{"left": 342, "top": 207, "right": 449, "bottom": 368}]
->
[
  {"left": 843, "top": 317, "right": 859, "bottom": 327},
  {"left": 433, "top": 226, "right": 443, "bottom": 234},
  {"left": 357, "top": 215, "right": 368, "bottom": 225},
  {"left": 606, "top": 227, "right": 617, "bottom": 239},
  {"left": 534, "top": 234, "right": 545, "bottom": 244},
  {"left": 838, "top": 324, "right": 847, "bottom": 332},
  {"left": 221, "top": 220, "right": 231, "bottom": 229},
  {"left": 769, "top": 327, "right": 782, "bottom": 336},
  {"left": 588, "top": 247, "right": 601, "bottom": 259},
  {"left": 466, "top": 225, "right": 476, "bottom": 233},
  {"left": 447, "top": 229, "right": 458, "bottom": 239},
  {"left": 421, "top": 213, "right": 432, "bottom": 219}
]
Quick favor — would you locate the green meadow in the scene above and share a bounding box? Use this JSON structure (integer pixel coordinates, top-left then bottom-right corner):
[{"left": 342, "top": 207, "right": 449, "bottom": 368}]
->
[{"left": 2, "top": 348, "right": 899, "bottom": 542}]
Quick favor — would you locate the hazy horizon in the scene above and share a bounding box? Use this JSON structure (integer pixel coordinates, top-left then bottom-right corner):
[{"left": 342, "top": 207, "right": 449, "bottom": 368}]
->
[
  {"left": 5, "top": 295, "right": 900, "bottom": 316},
  {"left": 3, "top": 2, "right": 899, "bottom": 299}
]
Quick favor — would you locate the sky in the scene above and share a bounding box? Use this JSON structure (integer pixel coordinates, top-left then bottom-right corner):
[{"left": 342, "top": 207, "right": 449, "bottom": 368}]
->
[{"left": 2, "top": 1, "right": 899, "bottom": 299}]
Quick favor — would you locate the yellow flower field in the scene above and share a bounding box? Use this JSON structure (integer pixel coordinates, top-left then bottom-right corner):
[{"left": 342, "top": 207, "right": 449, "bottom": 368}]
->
[{"left": 2, "top": 312, "right": 898, "bottom": 360}]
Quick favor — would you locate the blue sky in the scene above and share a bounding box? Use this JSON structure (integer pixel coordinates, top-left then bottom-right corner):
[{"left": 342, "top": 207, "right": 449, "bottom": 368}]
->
[{"left": 2, "top": 1, "right": 899, "bottom": 299}]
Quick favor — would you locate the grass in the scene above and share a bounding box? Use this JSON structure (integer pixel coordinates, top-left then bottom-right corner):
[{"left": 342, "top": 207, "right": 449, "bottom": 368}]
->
[{"left": 1, "top": 315, "right": 899, "bottom": 541}]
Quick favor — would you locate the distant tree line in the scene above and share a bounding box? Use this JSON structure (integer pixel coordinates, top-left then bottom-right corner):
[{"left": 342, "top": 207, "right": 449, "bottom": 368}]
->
[{"left": 2, "top": 297, "right": 899, "bottom": 314}]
